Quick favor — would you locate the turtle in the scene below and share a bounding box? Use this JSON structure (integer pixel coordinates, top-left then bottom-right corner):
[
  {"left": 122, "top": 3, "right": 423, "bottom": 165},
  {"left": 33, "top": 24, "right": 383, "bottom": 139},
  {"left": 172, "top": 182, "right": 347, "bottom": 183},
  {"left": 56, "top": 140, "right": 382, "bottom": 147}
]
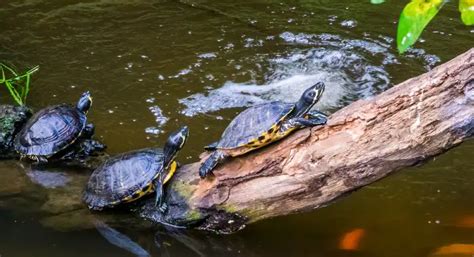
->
[
  {"left": 199, "top": 82, "right": 327, "bottom": 178},
  {"left": 83, "top": 126, "right": 189, "bottom": 211},
  {"left": 14, "top": 91, "right": 94, "bottom": 163}
]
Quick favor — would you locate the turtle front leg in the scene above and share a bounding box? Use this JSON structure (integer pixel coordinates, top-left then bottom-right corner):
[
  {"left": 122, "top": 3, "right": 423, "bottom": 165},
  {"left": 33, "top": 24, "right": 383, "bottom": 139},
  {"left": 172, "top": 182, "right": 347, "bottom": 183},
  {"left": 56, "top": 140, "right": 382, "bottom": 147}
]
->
[
  {"left": 153, "top": 177, "right": 167, "bottom": 213},
  {"left": 204, "top": 141, "right": 219, "bottom": 151},
  {"left": 305, "top": 110, "right": 328, "bottom": 120},
  {"left": 287, "top": 111, "right": 328, "bottom": 128},
  {"left": 288, "top": 117, "right": 327, "bottom": 127},
  {"left": 199, "top": 150, "right": 229, "bottom": 179},
  {"left": 82, "top": 123, "right": 95, "bottom": 139}
]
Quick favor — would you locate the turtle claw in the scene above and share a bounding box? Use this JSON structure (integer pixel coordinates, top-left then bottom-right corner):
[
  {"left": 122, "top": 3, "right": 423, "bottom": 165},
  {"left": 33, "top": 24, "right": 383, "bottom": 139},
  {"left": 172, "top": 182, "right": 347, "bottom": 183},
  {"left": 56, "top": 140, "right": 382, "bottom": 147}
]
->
[
  {"left": 159, "top": 203, "right": 168, "bottom": 213},
  {"left": 31, "top": 155, "right": 48, "bottom": 164},
  {"left": 199, "top": 150, "right": 227, "bottom": 178}
]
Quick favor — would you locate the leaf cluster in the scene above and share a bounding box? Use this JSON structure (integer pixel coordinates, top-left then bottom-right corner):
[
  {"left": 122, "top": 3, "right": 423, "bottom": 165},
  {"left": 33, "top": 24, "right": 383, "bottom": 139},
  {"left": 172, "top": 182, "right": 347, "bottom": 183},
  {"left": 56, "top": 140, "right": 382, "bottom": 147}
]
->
[{"left": 372, "top": 0, "right": 473, "bottom": 53}]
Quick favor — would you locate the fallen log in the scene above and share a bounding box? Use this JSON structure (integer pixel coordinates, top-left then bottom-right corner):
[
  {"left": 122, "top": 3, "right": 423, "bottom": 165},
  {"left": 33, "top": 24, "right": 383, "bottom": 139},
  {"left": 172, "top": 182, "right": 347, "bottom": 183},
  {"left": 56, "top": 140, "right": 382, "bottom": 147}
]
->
[{"left": 140, "top": 48, "right": 474, "bottom": 233}]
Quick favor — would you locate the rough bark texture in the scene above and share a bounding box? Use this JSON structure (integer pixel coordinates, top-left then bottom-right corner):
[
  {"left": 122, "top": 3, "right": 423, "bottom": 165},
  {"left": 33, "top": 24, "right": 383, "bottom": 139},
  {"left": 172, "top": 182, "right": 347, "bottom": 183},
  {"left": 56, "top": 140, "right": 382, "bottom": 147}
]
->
[{"left": 139, "top": 48, "right": 474, "bottom": 233}]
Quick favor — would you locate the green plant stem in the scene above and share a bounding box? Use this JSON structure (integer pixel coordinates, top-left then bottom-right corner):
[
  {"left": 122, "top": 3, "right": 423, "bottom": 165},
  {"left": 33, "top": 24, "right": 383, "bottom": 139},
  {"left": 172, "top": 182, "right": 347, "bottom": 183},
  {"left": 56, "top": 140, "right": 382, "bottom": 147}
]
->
[{"left": 0, "top": 63, "right": 38, "bottom": 106}]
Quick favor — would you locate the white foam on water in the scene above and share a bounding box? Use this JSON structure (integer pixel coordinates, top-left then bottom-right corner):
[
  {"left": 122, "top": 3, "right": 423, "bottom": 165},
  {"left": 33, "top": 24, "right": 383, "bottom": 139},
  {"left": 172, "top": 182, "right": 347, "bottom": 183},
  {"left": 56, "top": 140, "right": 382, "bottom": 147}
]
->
[
  {"left": 145, "top": 105, "right": 168, "bottom": 135},
  {"left": 179, "top": 32, "right": 439, "bottom": 117},
  {"left": 179, "top": 72, "right": 349, "bottom": 117},
  {"left": 179, "top": 45, "right": 383, "bottom": 116}
]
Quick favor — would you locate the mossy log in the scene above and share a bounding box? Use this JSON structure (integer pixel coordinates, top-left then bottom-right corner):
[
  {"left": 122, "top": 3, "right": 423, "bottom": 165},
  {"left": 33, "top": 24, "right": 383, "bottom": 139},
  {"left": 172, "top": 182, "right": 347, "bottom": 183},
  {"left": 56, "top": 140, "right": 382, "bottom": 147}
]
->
[
  {"left": 139, "top": 48, "right": 474, "bottom": 233},
  {"left": 0, "top": 105, "right": 31, "bottom": 158}
]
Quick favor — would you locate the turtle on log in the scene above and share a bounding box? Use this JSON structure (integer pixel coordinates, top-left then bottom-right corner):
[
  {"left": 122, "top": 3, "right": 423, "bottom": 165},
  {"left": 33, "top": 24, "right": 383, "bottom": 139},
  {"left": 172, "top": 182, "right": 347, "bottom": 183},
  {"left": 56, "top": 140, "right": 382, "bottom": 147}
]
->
[{"left": 200, "top": 82, "right": 327, "bottom": 178}]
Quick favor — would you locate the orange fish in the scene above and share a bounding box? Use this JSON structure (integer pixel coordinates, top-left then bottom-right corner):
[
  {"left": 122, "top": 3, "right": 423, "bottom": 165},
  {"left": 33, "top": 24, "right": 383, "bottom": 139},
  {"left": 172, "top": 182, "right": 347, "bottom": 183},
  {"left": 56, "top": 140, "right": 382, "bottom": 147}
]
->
[
  {"left": 339, "top": 228, "right": 366, "bottom": 251},
  {"left": 433, "top": 244, "right": 474, "bottom": 255},
  {"left": 455, "top": 215, "right": 474, "bottom": 229}
]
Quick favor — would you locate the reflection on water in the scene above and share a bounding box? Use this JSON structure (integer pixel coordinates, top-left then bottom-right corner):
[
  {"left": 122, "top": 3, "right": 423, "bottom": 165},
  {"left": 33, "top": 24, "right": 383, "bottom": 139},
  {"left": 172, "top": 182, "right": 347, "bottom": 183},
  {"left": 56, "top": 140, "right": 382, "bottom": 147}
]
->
[
  {"left": 26, "top": 167, "right": 71, "bottom": 189},
  {"left": 1, "top": 0, "right": 473, "bottom": 256},
  {"left": 94, "top": 220, "right": 151, "bottom": 257}
]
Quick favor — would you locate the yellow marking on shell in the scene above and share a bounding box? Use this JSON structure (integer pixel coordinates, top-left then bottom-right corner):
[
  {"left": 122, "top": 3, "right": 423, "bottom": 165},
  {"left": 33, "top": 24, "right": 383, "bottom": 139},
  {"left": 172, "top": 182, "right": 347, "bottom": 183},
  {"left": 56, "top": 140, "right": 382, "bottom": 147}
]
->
[
  {"left": 121, "top": 182, "right": 156, "bottom": 203},
  {"left": 274, "top": 126, "right": 297, "bottom": 141},
  {"left": 110, "top": 161, "right": 178, "bottom": 206},
  {"left": 245, "top": 122, "right": 281, "bottom": 149},
  {"left": 163, "top": 161, "right": 177, "bottom": 184}
]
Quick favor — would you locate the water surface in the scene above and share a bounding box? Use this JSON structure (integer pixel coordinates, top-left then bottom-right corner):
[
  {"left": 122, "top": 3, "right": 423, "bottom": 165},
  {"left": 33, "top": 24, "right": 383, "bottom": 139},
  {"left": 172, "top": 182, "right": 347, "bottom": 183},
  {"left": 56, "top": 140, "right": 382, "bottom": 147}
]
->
[{"left": 0, "top": 0, "right": 473, "bottom": 256}]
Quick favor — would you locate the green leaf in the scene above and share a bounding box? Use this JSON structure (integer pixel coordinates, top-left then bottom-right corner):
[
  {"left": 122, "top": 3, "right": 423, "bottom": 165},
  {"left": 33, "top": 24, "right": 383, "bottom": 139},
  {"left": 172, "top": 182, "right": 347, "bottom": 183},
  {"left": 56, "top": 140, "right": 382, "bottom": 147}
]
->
[
  {"left": 26, "top": 65, "right": 40, "bottom": 75},
  {"left": 371, "top": 0, "right": 385, "bottom": 4},
  {"left": 1, "top": 63, "right": 18, "bottom": 77},
  {"left": 0, "top": 66, "right": 5, "bottom": 83},
  {"left": 459, "top": 0, "right": 474, "bottom": 25},
  {"left": 4, "top": 80, "right": 23, "bottom": 105},
  {"left": 397, "top": 0, "right": 446, "bottom": 54},
  {"left": 22, "top": 73, "right": 31, "bottom": 103}
]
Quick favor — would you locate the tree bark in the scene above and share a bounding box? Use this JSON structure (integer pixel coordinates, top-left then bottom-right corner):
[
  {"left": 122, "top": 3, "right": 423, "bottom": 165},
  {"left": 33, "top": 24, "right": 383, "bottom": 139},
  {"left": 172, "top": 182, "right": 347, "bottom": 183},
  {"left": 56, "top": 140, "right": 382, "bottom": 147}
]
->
[{"left": 139, "top": 48, "right": 474, "bottom": 233}]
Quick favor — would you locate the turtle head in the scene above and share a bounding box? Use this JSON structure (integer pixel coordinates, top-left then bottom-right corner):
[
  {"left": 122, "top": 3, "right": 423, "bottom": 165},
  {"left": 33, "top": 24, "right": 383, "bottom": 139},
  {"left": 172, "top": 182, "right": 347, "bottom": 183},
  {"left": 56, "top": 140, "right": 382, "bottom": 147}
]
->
[
  {"left": 294, "top": 82, "right": 325, "bottom": 116},
  {"left": 77, "top": 91, "right": 93, "bottom": 114},
  {"left": 302, "top": 82, "right": 325, "bottom": 105},
  {"left": 163, "top": 126, "right": 189, "bottom": 166}
]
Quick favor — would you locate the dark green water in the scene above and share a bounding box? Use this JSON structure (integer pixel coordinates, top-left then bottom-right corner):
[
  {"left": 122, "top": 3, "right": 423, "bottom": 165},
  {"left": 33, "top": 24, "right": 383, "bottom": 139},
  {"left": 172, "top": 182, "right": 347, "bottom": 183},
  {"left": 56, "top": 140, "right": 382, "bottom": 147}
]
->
[{"left": 0, "top": 1, "right": 473, "bottom": 256}]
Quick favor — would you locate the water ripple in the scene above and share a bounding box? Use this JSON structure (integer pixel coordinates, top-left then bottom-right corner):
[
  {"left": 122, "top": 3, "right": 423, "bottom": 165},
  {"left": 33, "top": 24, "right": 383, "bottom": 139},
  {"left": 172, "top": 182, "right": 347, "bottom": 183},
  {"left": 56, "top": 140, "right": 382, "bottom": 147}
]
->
[{"left": 179, "top": 32, "right": 439, "bottom": 117}]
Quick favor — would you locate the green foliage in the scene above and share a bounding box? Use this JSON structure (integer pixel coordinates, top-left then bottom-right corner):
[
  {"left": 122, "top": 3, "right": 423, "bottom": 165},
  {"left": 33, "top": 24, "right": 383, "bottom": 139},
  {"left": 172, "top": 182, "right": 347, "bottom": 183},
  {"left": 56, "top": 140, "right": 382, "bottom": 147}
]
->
[
  {"left": 0, "top": 63, "right": 39, "bottom": 106},
  {"left": 373, "top": 0, "right": 473, "bottom": 53},
  {"left": 397, "top": 0, "right": 446, "bottom": 54},
  {"left": 459, "top": 0, "right": 474, "bottom": 25}
]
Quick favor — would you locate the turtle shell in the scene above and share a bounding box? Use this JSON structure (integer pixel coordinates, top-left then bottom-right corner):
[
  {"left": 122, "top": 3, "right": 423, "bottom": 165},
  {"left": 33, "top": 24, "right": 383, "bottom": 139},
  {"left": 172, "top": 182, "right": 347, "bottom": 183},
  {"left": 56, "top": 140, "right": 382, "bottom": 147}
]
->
[
  {"left": 83, "top": 148, "right": 164, "bottom": 210},
  {"left": 14, "top": 104, "right": 86, "bottom": 157},
  {"left": 217, "top": 101, "right": 294, "bottom": 149}
]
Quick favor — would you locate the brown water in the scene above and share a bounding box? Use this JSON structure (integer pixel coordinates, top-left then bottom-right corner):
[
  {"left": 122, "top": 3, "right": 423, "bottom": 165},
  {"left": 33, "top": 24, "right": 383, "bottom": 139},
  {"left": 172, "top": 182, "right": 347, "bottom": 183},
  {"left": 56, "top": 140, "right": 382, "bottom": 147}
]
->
[{"left": 0, "top": 1, "right": 473, "bottom": 256}]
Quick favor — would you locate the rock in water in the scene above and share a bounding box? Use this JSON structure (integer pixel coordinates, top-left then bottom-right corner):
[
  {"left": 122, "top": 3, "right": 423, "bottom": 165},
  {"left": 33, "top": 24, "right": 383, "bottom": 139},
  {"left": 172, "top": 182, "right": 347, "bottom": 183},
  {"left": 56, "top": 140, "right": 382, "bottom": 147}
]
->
[{"left": 0, "top": 105, "right": 31, "bottom": 158}]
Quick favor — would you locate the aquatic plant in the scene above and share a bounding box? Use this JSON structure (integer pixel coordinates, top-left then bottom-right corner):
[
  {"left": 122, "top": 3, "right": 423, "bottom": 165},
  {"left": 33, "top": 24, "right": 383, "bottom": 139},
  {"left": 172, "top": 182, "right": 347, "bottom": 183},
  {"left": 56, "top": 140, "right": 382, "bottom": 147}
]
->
[
  {"left": 373, "top": 0, "right": 473, "bottom": 53},
  {"left": 0, "top": 63, "right": 39, "bottom": 106},
  {"left": 397, "top": 0, "right": 473, "bottom": 53}
]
